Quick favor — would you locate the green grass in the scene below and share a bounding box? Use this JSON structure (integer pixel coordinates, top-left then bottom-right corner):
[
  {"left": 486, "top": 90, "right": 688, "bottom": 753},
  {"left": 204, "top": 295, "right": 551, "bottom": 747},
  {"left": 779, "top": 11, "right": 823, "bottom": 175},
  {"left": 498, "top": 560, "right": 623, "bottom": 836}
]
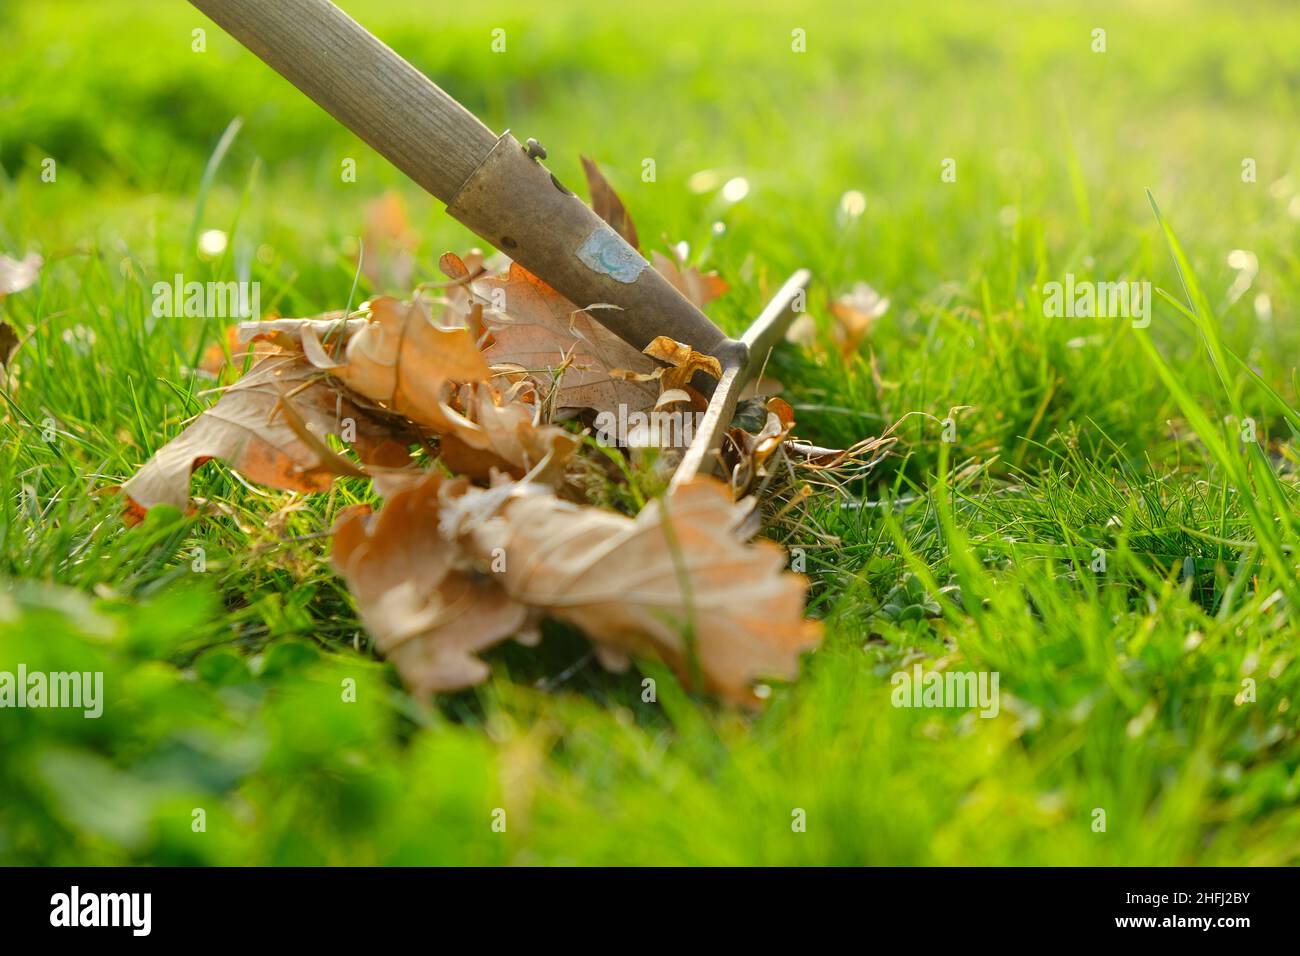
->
[{"left": 2, "top": 0, "right": 1299, "bottom": 865}]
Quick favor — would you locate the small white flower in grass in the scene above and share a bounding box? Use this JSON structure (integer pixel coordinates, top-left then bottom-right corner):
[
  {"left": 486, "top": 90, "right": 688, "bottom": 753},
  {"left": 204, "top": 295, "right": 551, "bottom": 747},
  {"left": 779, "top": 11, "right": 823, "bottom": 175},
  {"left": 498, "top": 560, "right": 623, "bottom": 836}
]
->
[
  {"left": 721, "top": 176, "right": 750, "bottom": 203},
  {"left": 838, "top": 189, "right": 867, "bottom": 220},
  {"left": 62, "top": 325, "right": 96, "bottom": 355},
  {"left": 197, "top": 228, "right": 228, "bottom": 259}
]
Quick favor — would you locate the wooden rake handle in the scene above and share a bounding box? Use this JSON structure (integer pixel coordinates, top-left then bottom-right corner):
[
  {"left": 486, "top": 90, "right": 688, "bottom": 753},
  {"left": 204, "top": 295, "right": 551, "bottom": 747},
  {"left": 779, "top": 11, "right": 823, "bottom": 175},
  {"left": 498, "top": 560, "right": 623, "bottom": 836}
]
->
[
  {"left": 188, "top": 0, "right": 736, "bottom": 364},
  {"left": 191, "top": 0, "right": 493, "bottom": 200}
]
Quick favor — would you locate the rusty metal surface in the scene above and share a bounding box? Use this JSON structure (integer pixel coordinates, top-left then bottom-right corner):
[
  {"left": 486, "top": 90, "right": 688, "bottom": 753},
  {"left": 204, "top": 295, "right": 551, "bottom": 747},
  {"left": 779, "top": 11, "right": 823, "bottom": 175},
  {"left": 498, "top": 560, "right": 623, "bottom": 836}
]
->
[
  {"left": 449, "top": 133, "right": 734, "bottom": 361},
  {"left": 668, "top": 271, "right": 810, "bottom": 490}
]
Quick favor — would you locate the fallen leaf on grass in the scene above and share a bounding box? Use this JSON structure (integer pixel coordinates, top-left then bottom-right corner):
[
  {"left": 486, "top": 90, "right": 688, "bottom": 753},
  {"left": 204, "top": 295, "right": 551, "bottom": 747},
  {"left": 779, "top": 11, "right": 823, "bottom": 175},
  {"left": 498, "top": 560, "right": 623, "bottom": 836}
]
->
[
  {"left": 581, "top": 156, "right": 639, "bottom": 251},
  {"left": 465, "top": 476, "right": 820, "bottom": 705},
  {"left": 328, "top": 296, "right": 491, "bottom": 432},
  {"left": 725, "top": 397, "right": 796, "bottom": 496},
  {"left": 787, "top": 281, "right": 890, "bottom": 358},
  {"left": 437, "top": 382, "right": 580, "bottom": 485},
  {"left": 610, "top": 335, "right": 723, "bottom": 393},
  {"left": 239, "top": 299, "right": 583, "bottom": 489},
  {"left": 0, "top": 252, "right": 42, "bottom": 298},
  {"left": 643, "top": 335, "right": 723, "bottom": 392},
  {"left": 361, "top": 191, "right": 419, "bottom": 293},
  {"left": 332, "top": 473, "right": 528, "bottom": 693},
  {"left": 830, "top": 282, "right": 889, "bottom": 355},
  {"left": 474, "top": 263, "right": 659, "bottom": 414},
  {"left": 122, "top": 353, "right": 408, "bottom": 518},
  {"left": 784, "top": 313, "right": 817, "bottom": 348},
  {"left": 199, "top": 323, "right": 297, "bottom": 378},
  {"left": 437, "top": 251, "right": 491, "bottom": 343},
  {"left": 238, "top": 314, "right": 365, "bottom": 355},
  {"left": 330, "top": 471, "right": 819, "bottom": 704},
  {"left": 0, "top": 321, "right": 18, "bottom": 369},
  {"left": 651, "top": 246, "right": 728, "bottom": 309}
]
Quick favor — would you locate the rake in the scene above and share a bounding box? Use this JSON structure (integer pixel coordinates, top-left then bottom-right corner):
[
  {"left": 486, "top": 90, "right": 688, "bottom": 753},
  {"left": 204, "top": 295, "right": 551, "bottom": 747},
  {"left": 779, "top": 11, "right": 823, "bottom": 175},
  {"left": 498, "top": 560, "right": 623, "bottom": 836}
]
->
[{"left": 189, "top": 0, "right": 810, "bottom": 489}]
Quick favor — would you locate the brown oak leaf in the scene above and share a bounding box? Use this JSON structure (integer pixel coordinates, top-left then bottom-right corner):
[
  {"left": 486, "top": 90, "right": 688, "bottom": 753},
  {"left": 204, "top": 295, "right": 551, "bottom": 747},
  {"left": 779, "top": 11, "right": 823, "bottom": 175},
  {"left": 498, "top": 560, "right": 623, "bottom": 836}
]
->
[
  {"left": 464, "top": 476, "right": 820, "bottom": 705},
  {"left": 472, "top": 263, "right": 659, "bottom": 414},
  {"left": 327, "top": 296, "right": 491, "bottom": 432},
  {"left": 580, "top": 156, "right": 639, "bottom": 251},
  {"left": 361, "top": 191, "right": 419, "bottom": 293},
  {"left": 0, "top": 320, "right": 18, "bottom": 370},
  {"left": 644, "top": 335, "right": 723, "bottom": 392},
  {"left": 725, "top": 397, "right": 796, "bottom": 496},
  {"left": 122, "top": 353, "right": 407, "bottom": 518},
  {"left": 438, "top": 382, "right": 580, "bottom": 486},
  {"left": 332, "top": 473, "right": 527, "bottom": 694},
  {"left": 242, "top": 302, "right": 578, "bottom": 487},
  {"left": 829, "top": 282, "right": 889, "bottom": 356},
  {"left": 651, "top": 246, "right": 728, "bottom": 309},
  {"left": 786, "top": 283, "right": 889, "bottom": 358}
]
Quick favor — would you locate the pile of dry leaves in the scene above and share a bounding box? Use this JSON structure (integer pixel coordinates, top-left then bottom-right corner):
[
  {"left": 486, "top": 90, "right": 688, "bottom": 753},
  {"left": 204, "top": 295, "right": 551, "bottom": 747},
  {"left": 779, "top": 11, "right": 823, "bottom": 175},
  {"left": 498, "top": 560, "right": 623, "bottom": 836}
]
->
[{"left": 122, "top": 163, "right": 891, "bottom": 706}]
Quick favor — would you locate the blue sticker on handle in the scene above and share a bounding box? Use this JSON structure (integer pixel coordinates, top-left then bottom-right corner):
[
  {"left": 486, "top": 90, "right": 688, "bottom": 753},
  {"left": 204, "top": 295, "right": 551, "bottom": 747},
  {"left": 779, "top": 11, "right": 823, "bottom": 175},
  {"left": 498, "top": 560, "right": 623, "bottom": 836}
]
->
[{"left": 576, "top": 223, "right": 646, "bottom": 284}]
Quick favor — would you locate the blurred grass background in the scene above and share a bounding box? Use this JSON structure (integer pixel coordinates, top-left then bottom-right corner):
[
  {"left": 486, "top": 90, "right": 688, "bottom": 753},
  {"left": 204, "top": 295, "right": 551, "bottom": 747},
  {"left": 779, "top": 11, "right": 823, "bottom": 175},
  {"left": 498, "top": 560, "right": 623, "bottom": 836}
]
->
[{"left": 1, "top": 0, "right": 1298, "bottom": 864}]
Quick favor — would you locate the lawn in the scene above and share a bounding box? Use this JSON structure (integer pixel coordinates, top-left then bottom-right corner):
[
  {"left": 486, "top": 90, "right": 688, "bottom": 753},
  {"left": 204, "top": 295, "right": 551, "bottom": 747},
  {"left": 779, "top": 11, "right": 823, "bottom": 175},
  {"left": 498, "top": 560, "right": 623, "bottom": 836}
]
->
[{"left": 1, "top": 0, "right": 1298, "bottom": 865}]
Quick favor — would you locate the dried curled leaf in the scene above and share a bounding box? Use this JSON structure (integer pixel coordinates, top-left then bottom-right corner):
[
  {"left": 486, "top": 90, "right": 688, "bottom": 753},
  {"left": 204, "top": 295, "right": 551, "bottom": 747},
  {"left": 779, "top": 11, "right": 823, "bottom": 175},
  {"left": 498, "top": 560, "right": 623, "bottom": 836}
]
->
[
  {"left": 237, "top": 314, "right": 365, "bottom": 362},
  {"left": 611, "top": 335, "right": 723, "bottom": 400},
  {"left": 580, "top": 156, "right": 639, "bottom": 251},
  {"left": 122, "top": 354, "right": 408, "bottom": 518},
  {"left": 726, "top": 397, "right": 797, "bottom": 496},
  {"left": 361, "top": 191, "right": 418, "bottom": 293},
  {"left": 438, "top": 382, "right": 580, "bottom": 485},
  {"left": 329, "top": 468, "right": 818, "bottom": 705},
  {"left": 472, "top": 263, "right": 659, "bottom": 414},
  {"left": 332, "top": 473, "right": 527, "bottom": 693},
  {"left": 240, "top": 299, "right": 580, "bottom": 489},
  {"left": 651, "top": 247, "right": 728, "bottom": 309},
  {"left": 788, "top": 281, "right": 890, "bottom": 358},
  {"left": 643, "top": 335, "right": 723, "bottom": 391},
  {"left": 0, "top": 320, "right": 18, "bottom": 369},
  {"left": 437, "top": 251, "right": 491, "bottom": 343},
  {"left": 466, "top": 477, "right": 820, "bottom": 705},
  {"left": 829, "top": 282, "right": 889, "bottom": 354},
  {"left": 330, "top": 296, "right": 492, "bottom": 432}
]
